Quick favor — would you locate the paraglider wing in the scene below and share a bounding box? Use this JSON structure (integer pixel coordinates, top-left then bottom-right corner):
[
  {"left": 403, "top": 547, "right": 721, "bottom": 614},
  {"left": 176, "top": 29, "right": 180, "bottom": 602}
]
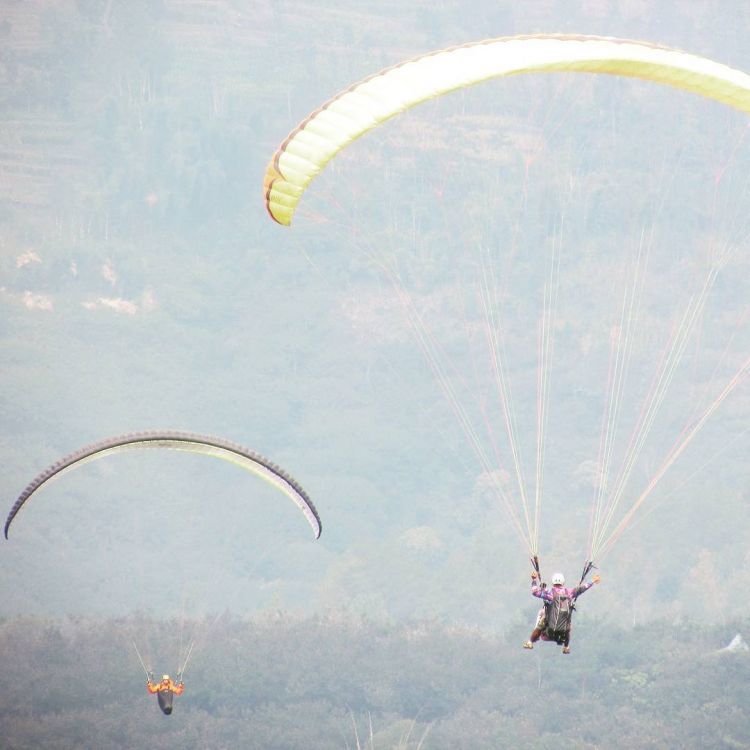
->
[
  {"left": 264, "top": 33, "right": 750, "bottom": 225},
  {"left": 4, "top": 431, "right": 321, "bottom": 539}
]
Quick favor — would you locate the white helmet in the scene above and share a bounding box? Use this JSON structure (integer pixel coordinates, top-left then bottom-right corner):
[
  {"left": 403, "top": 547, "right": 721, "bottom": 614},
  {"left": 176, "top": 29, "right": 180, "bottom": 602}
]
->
[
  {"left": 551, "top": 572, "right": 565, "bottom": 586},
  {"left": 162, "top": 675, "right": 170, "bottom": 681}
]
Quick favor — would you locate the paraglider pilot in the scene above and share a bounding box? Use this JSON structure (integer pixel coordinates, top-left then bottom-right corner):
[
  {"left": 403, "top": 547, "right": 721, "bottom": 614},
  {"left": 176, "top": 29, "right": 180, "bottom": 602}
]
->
[
  {"left": 523, "top": 570, "right": 600, "bottom": 654},
  {"left": 147, "top": 673, "right": 184, "bottom": 715}
]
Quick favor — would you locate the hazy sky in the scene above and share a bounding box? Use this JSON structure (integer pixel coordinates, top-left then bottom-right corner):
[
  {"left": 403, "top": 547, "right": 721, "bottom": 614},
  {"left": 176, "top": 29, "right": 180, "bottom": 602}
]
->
[{"left": 2, "top": 0, "right": 750, "bottom": 631}]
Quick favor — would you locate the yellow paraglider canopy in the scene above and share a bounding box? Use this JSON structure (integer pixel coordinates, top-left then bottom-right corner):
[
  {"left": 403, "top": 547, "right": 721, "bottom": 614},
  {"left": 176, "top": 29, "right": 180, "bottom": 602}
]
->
[{"left": 264, "top": 34, "right": 750, "bottom": 225}]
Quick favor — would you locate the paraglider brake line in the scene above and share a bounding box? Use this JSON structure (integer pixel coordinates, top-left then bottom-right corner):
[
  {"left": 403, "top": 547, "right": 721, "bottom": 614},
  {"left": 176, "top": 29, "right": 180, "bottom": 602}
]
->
[
  {"left": 578, "top": 560, "right": 597, "bottom": 586},
  {"left": 531, "top": 555, "right": 541, "bottom": 576},
  {"left": 531, "top": 555, "right": 547, "bottom": 588}
]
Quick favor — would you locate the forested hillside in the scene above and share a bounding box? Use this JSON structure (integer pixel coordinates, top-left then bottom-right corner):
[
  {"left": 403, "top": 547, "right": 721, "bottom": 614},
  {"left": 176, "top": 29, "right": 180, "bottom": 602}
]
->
[{"left": 2, "top": 614, "right": 750, "bottom": 749}]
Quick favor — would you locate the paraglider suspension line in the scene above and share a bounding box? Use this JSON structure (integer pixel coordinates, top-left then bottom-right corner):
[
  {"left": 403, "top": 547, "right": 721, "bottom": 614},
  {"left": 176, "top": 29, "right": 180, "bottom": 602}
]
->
[
  {"left": 132, "top": 640, "right": 151, "bottom": 679},
  {"left": 178, "top": 640, "right": 195, "bottom": 679}
]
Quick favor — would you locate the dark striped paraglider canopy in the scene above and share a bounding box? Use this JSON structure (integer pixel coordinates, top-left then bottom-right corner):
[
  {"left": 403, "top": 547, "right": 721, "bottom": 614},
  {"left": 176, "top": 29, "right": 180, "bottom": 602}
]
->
[{"left": 4, "top": 431, "right": 321, "bottom": 539}]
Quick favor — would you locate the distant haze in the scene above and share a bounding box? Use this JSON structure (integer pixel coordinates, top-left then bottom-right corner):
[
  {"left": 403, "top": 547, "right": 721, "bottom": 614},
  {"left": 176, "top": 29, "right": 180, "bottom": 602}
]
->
[{"left": 1, "top": 0, "right": 750, "bottom": 631}]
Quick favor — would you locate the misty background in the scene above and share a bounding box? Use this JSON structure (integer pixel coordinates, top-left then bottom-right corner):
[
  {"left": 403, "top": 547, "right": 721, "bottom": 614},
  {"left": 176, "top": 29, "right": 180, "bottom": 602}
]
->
[{"left": 2, "top": 1, "right": 750, "bottom": 747}]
